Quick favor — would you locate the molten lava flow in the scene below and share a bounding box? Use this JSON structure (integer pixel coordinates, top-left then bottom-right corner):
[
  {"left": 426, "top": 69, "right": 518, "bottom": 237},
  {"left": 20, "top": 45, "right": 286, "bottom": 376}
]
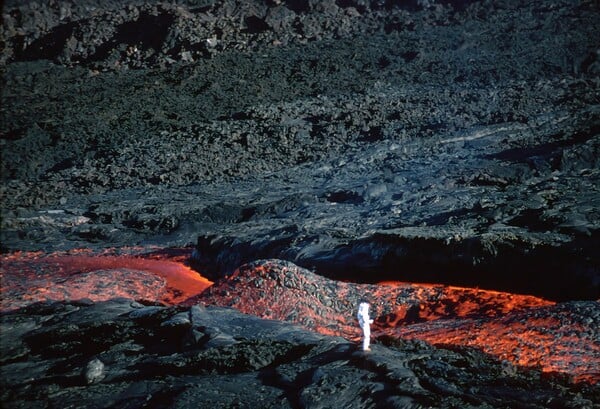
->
[
  {"left": 2, "top": 254, "right": 598, "bottom": 384},
  {"left": 0, "top": 249, "right": 212, "bottom": 311},
  {"left": 196, "top": 260, "right": 599, "bottom": 384}
]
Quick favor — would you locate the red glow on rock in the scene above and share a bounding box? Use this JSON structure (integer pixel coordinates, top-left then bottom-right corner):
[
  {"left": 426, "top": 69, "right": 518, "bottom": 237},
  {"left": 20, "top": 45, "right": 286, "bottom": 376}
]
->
[
  {"left": 386, "top": 305, "right": 600, "bottom": 384},
  {"left": 1, "top": 255, "right": 597, "bottom": 384},
  {"left": 195, "top": 260, "right": 599, "bottom": 384},
  {"left": 0, "top": 249, "right": 212, "bottom": 311}
]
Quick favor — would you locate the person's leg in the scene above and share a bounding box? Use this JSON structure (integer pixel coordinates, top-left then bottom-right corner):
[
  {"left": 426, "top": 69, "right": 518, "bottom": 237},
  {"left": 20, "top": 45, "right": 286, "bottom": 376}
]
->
[{"left": 362, "top": 324, "right": 371, "bottom": 351}]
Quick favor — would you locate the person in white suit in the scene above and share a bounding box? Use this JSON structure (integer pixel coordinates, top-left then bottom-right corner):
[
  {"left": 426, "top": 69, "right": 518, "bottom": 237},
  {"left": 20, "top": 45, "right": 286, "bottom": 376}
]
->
[{"left": 357, "top": 301, "right": 374, "bottom": 351}]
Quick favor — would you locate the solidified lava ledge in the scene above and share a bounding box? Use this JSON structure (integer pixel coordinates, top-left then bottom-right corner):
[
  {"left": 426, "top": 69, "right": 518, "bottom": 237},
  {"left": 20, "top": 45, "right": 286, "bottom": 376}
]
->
[{"left": 1, "top": 0, "right": 599, "bottom": 407}]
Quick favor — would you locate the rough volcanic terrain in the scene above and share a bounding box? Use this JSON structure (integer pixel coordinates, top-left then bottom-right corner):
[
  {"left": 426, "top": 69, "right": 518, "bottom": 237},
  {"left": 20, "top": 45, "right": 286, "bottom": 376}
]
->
[
  {"left": 1, "top": 0, "right": 599, "bottom": 407},
  {"left": 2, "top": 298, "right": 599, "bottom": 408},
  {"left": 195, "top": 259, "right": 599, "bottom": 384}
]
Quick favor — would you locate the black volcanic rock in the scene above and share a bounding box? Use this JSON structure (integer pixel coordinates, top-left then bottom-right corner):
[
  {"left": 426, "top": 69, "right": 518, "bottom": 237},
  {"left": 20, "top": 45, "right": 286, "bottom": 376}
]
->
[
  {"left": 1, "top": 0, "right": 598, "bottom": 301},
  {"left": 1, "top": 0, "right": 599, "bottom": 405},
  {"left": 193, "top": 259, "right": 600, "bottom": 383},
  {"left": 1, "top": 299, "right": 598, "bottom": 408}
]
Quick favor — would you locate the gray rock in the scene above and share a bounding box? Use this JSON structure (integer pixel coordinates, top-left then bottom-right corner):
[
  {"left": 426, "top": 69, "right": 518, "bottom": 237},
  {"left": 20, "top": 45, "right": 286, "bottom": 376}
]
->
[
  {"left": 83, "top": 358, "right": 105, "bottom": 384},
  {"left": 128, "top": 306, "right": 166, "bottom": 320},
  {"left": 1, "top": 0, "right": 599, "bottom": 406},
  {"left": 160, "top": 312, "right": 191, "bottom": 328}
]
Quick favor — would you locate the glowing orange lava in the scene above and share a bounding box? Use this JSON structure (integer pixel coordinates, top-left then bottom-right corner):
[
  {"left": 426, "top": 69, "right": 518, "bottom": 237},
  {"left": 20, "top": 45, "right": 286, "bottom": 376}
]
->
[
  {"left": 374, "top": 281, "right": 600, "bottom": 384},
  {"left": 196, "top": 261, "right": 599, "bottom": 384},
  {"left": 1, "top": 254, "right": 598, "bottom": 384},
  {"left": 0, "top": 249, "right": 212, "bottom": 311}
]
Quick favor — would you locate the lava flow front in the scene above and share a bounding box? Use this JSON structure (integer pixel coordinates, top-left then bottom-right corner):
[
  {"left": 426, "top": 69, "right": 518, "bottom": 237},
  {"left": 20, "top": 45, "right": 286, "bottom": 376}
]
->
[{"left": 1, "top": 252, "right": 598, "bottom": 384}]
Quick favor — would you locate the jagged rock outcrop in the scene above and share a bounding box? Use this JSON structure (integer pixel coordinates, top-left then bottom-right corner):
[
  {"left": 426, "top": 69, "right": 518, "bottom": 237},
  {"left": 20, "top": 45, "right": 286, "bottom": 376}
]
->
[
  {"left": 1, "top": 0, "right": 599, "bottom": 405},
  {"left": 195, "top": 259, "right": 600, "bottom": 383}
]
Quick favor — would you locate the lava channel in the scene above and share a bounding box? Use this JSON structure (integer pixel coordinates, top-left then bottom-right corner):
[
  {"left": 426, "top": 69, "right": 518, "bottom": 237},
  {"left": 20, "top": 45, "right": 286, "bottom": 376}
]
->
[
  {"left": 0, "top": 248, "right": 212, "bottom": 311},
  {"left": 1, "top": 253, "right": 598, "bottom": 384}
]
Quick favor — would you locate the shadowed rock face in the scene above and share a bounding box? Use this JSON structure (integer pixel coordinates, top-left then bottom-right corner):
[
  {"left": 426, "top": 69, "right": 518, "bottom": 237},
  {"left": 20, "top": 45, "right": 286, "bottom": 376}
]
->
[{"left": 1, "top": 299, "right": 599, "bottom": 408}]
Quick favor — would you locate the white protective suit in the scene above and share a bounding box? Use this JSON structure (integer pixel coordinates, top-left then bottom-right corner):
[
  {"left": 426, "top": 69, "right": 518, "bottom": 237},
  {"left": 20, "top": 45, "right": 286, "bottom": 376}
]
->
[{"left": 357, "top": 302, "right": 374, "bottom": 351}]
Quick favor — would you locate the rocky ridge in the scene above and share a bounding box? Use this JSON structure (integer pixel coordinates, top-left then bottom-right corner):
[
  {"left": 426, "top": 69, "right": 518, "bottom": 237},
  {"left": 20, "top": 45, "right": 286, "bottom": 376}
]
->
[
  {"left": 1, "top": 0, "right": 600, "bottom": 406},
  {"left": 195, "top": 259, "right": 600, "bottom": 384}
]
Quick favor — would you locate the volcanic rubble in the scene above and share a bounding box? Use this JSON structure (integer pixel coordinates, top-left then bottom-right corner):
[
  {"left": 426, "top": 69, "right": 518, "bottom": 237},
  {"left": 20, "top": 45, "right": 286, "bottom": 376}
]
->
[{"left": 1, "top": 0, "right": 600, "bottom": 407}]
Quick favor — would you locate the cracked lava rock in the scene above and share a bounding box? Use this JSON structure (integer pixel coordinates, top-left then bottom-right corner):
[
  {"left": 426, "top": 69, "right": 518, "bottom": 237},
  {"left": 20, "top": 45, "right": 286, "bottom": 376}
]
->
[
  {"left": 2, "top": 299, "right": 599, "bottom": 408},
  {"left": 1, "top": 0, "right": 600, "bottom": 407}
]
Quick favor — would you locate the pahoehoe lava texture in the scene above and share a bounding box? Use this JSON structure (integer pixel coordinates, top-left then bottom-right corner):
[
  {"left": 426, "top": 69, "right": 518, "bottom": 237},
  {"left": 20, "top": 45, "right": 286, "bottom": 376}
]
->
[{"left": 1, "top": 0, "right": 600, "bottom": 406}]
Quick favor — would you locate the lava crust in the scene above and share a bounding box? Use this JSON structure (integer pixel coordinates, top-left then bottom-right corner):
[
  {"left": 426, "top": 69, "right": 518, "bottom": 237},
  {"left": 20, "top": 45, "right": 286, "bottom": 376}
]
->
[{"left": 1, "top": 0, "right": 599, "bottom": 406}]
